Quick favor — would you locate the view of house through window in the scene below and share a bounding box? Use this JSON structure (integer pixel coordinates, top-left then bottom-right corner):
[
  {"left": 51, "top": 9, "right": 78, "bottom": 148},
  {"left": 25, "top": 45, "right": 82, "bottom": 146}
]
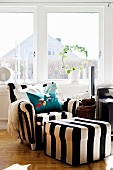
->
[
  {"left": 0, "top": 12, "right": 33, "bottom": 81},
  {"left": 47, "top": 13, "right": 99, "bottom": 79}
]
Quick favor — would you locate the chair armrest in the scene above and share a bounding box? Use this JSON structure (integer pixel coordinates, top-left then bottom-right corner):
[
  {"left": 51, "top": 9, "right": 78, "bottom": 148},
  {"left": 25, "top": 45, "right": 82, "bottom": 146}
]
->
[
  {"left": 63, "top": 98, "right": 77, "bottom": 117},
  {"left": 18, "top": 100, "right": 35, "bottom": 116},
  {"left": 17, "top": 100, "right": 36, "bottom": 145}
]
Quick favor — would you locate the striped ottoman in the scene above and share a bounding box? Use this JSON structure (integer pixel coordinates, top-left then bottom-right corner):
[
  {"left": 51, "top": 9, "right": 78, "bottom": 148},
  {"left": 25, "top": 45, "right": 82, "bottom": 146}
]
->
[
  {"left": 44, "top": 117, "right": 111, "bottom": 166},
  {"left": 35, "top": 111, "right": 73, "bottom": 149}
]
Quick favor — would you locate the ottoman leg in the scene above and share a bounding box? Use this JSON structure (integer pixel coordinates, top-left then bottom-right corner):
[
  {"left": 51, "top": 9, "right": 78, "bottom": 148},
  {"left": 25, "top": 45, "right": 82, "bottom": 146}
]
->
[{"left": 31, "top": 143, "right": 36, "bottom": 150}]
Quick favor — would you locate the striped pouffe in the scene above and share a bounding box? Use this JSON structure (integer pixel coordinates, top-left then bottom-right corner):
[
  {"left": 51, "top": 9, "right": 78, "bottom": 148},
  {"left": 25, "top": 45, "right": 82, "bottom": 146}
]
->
[
  {"left": 35, "top": 111, "right": 73, "bottom": 149},
  {"left": 70, "top": 117, "right": 111, "bottom": 159},
  {"left": 44, "top": 118, "right": 111, "bottom": 166}
]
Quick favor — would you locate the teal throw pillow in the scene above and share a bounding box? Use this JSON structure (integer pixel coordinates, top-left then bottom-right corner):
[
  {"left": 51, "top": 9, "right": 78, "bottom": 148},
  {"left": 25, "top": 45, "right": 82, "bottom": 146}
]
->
[
  {"left": 26, "top": 92, "right": 63, "bottom": 113},
  {"left": 44, "top": 82, "right": 57, "bottom": 94}
]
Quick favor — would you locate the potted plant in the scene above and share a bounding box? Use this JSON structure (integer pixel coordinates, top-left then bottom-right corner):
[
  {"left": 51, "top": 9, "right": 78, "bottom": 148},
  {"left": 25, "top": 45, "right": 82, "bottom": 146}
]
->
[{"left": 59, "top": 44, "right": 88, "bottom": 82}]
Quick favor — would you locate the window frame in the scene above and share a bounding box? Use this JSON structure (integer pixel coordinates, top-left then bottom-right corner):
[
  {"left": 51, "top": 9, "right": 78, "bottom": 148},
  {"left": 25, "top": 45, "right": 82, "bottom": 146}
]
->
[
  {"left": 0, "top": 3, "right": 107, "bottom": 85},
  {"left": 41, "top": 4, "right": 104, "bottom": 84},
  {"left": 0, "top": 5, "right": 37, "bottom": 84}
]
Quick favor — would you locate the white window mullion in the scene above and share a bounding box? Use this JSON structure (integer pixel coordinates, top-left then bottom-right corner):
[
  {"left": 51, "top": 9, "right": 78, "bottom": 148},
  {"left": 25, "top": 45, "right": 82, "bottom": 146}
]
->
[
  {"left": 97, "top": 5, "right": 104, "bottom": 84},
  {"left": 111, "top": 4, "right": 113, "bottom": 83},
  {"left": 103, "top": 4, "right": 112, "bottom": 84},
  {"left": 36, "top": 5, "right": 48, "bottom": 83}
]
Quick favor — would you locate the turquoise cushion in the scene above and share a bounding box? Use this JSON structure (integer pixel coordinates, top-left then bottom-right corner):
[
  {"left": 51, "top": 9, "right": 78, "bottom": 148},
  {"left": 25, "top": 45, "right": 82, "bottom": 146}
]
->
[
  {"left": 44, "top": 82, "right": 57, "bottom": 94},
  {"left": 26, "top": 92, "right": 63, "bottom": 113}
]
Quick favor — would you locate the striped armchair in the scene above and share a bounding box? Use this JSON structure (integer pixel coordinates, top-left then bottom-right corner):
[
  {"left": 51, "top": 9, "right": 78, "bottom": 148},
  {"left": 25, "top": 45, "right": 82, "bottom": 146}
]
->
[
  {"left": 7, "top": 83, "right": 77, "bottom": 150},
  {"left": 7, "top": 99, "right": 36, "bottom": 150}
]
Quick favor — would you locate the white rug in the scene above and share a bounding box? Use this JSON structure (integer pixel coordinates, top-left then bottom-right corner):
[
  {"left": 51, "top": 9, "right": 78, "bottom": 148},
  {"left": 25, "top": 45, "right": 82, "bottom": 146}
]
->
[{"left": 3, "top": 164, "right": 30, "bottom": 170}]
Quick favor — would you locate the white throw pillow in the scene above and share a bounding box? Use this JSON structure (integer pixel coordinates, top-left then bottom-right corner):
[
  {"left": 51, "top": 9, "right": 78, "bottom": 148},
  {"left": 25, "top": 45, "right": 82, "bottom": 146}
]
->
[
  {"left": 14, "top": 88, "right": 29, "bottom": 100},
  {"left": 14, "top": 85, "right": 41, "bottom": 100},
  {"left": 33, "top": 84, "right": 44, "bottom": 93}
]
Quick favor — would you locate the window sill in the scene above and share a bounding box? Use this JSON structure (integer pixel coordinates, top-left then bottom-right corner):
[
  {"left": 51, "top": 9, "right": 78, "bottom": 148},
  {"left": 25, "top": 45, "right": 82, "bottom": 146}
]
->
[{"left": 44, "top": 78, "right": 89, "bottom": 85}]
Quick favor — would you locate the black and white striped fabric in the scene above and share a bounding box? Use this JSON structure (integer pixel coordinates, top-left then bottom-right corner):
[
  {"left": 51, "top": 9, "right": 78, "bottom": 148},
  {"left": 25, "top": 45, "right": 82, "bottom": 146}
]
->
[
  {"left": 44, "top": 118, "right": 111, "bottom": 166},
  {"left": 71, "top": 117, "right": 111, "bottom": 158},
  {"left": 7, "top": 83, "right": 78, "bottom": 150},
  {"left": 35, "top": 111, "right": 73, "bottom": 149},
  {"left": 63, "top": 98, "right": 77, "bottom": 117},
  {"left": 18, "top": 101, "right": 36, "bottom": 150}
]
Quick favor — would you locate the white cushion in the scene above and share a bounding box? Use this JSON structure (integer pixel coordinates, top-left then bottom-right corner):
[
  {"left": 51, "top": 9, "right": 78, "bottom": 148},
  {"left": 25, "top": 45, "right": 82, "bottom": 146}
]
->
[
  {"left": 14, "top": 85, "right": 42, "bottom": 100},
  {"left": 33, "top": 84, "right": 44, "bottom": 93}
]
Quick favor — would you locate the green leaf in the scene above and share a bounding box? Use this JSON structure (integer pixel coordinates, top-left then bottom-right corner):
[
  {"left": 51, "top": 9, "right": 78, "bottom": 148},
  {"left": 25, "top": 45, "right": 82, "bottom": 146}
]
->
[
  {"left": 59, "top": 43, "right": 88, "bottom": 74},
  {"left": 66, "top": 69, "right": 71, "bottom": 74},
  {"left": 72, "top": 67, "right": 76, "bottom": 71}
]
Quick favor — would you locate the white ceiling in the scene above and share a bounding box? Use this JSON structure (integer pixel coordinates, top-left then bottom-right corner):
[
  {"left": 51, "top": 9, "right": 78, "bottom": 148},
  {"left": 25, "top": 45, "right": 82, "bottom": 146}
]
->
[{"left": 0, "top": 0, "right": 113, "bottom": 3}]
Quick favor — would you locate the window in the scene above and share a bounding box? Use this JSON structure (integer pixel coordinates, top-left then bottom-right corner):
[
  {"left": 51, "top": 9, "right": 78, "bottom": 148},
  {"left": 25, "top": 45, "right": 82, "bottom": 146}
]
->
[
  {"left": 0, "top": 9, "right": 34, "bottom": 83},
  {"left": 47, "top": 12, "right": 99, "bottom": 80},
  {"left": 0, "top": 4, "right": 105, "bottom": 84}
]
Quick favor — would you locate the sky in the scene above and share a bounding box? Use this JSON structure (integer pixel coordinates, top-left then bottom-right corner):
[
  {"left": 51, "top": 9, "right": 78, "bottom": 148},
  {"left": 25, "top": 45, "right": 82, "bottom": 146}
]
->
[
  {"left": 48, "top": 13, "right": 99, "bottom": 59},
  {"left": 0, "top": 12, "right": 99, "bottom": 60},
  {"left": 0, "top": 13, "right": 33, "bottom": 57}
]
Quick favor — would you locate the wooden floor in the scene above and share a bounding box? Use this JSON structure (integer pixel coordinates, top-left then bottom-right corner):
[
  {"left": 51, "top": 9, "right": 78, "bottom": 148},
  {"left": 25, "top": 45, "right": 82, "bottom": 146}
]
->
[{"left": 0, "top": 130, "right": 113, "bottom": 170}]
